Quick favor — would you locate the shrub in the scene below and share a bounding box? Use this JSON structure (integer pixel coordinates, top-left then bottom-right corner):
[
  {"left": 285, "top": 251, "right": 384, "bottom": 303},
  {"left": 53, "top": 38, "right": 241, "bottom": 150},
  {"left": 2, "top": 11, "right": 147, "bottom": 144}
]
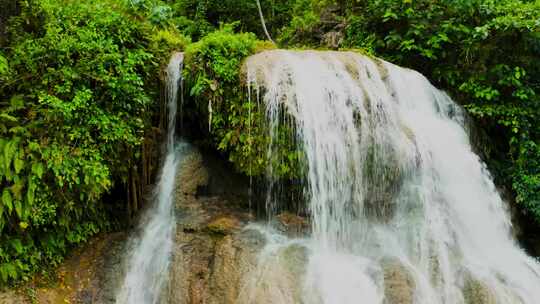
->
[{"left": 0, "top": 0, "right": 184, "bottom": 284}]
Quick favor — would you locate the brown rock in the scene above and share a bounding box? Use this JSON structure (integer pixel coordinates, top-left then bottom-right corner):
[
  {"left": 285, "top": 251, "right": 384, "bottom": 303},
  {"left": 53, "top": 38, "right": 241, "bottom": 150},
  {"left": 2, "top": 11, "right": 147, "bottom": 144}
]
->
[
  {"left": 322, "top": 31, "right": 343, "bottom": 49},
  {"left": 177, "top": 151, "right": 209, "bottom": 196},
  {"left": 206, "top": 216, "right": 241, "bottom": 235},
  {"left": 463, "top": 276, "right": 497, "bottom": 304},
  {"left": 382, "top": 259, "right": 415, "bottom": 304},
  {"left": 0, "top": 291, "right": 26, "bottom": 304},
  {"left": 276, "top": 212, "right": 310, "bottom": 236}
]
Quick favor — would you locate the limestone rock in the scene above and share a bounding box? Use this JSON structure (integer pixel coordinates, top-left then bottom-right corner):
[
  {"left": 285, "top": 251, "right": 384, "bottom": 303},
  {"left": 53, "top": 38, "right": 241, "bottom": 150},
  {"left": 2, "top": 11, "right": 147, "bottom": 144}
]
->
[
  {"left": 463, "top": 277, "right": 497, "bottom": 304},
  {"left": 206, "top": 216, "right": 241, "bottom": 235},
  {"left": 322, "top": 31, "right": 343, "bottom": 49},
  {"left": 382, "top": 259, "right": 415, "bottom": 304},
  {"left": 0, "top": 233, "right": 126, "bottom": 304},
  {"left": 276, "top": 212, "right": 310, "bottom": 236},
  {"left": 0, "top": 291, "right": 25, "bottom": 304}
]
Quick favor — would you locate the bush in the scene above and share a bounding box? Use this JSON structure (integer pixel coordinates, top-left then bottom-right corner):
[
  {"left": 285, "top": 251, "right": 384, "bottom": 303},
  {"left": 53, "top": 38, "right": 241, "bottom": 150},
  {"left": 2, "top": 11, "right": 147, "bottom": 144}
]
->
[
  {"left": 0, "top": 0, "right": 186, "bottom": 284},
  {"left": 183, "top": 25, "right": 302, "bottom": 179}
]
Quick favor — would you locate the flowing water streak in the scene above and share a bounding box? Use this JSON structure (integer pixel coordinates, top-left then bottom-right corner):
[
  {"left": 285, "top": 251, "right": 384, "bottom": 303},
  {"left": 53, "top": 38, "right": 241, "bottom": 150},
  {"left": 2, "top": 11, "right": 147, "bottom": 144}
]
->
[
  {"left": 244, "top": 50, "right": 540, "bottom": 304},
  {"left": 116, "top": 53, "right": 184, "bottom": 304}
]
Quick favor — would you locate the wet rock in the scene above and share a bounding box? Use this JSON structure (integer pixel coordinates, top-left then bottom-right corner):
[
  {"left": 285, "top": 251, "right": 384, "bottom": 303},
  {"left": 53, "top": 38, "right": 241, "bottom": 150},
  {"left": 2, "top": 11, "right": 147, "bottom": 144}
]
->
[
  {"left": 208, "top": 231, "right": 266, "bottom": 304},
  {"left": 382, "top": 259, "right": 415, "bottom": 304},
  {"left": 57, "top": 233, "right": 126, "bottom": 304},
  {"left": 168, "top": 147, "right": 263, "bottom": 304},
  {"left": 0, "top": 291, "right": 25, "bottom": 304},
  {"left": 206, "top": 216, "right": 241, "bottom": 235},
  {"left": 0, "top": 233, "right": 127, "bottom": 304},
  {"left": 168, "top": 231, "right": 215, "bottom": 304},
  {"left": 168, "top": 227, "right": 266, "bottom": 304},
  {"left": 322, "top": 31, "right": 343, "bottom": 49},
  {"left": 236, "top": 242, "right": 308, "bottom": 304},
  {"left": 463, "top": 276, "right": 497, "bottom": 304},
  {"left": 279, "top": 243, "right": 309, "bottom": 278},
  {"left": 276, "top": 212, "right": 310, "bottom": 236},
  {"left": 177, "top": 150, "right": 209, "bottom": 196}
]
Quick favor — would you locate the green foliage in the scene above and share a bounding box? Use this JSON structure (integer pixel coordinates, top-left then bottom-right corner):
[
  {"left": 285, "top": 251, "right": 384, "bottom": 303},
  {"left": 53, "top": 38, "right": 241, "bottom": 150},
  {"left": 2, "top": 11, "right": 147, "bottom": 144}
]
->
[
  {"left": 184, "top": 26, "right": 263, "bottom": 174},
  {"left": 168, "top": 0, "right": 297, "bottom": 40},
  {"left": 278, "top": 0, "right": 346, "bottom": 46},
  {"left": 0, "top": 54, "right": 8, "bottom": 78},
  {"left": 0, "top": 0, "right": 185, "bottom": 284},
  {"left": 184, "top": 26, "right": 301, "bottom": 179}
]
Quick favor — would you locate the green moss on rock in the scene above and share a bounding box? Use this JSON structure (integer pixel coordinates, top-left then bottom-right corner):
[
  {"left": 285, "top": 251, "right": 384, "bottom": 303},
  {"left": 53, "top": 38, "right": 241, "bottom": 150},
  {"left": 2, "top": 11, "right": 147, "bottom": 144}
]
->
[{"left": 184, "top": 26, "right": 303, "bottom": 180}]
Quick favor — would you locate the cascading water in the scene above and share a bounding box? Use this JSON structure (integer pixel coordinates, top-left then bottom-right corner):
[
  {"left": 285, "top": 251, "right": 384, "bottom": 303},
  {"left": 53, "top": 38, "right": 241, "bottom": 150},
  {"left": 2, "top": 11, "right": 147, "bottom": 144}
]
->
[
  {"left": 116, "top": 52, "right": 185, "bottom": 304},
  {"left": 243, "top": 50, "right": 540, "bottom": 304}
]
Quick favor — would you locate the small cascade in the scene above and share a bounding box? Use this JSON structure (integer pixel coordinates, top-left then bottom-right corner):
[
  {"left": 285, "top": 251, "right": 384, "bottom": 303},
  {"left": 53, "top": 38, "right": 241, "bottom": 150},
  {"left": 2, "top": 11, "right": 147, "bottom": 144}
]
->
[
  {"left": 116, "top": 52, "right": 185, "bottom": 304},
  {"left": 243, "top": 50, "right": 540, "bottom": 304}
]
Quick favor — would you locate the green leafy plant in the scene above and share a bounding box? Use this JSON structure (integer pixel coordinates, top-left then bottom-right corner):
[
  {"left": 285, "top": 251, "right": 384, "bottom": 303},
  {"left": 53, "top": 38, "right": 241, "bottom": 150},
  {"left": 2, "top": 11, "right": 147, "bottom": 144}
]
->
[
  {"left": 183, "top": 25, "right": 302, "bottom": 179},
  {"left": 0, "top": 0, "right": 185, "bottom": 284}
]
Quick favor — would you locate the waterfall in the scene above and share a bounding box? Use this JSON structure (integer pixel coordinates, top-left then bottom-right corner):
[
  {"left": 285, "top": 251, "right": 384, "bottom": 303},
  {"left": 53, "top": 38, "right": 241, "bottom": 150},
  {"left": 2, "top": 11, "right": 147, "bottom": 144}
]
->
[
  {"left": 244, "top": 50, "right": 540, "bottom": 304},
  {"left": 116, "top": 52, "right": 185, "bottom": 304}
]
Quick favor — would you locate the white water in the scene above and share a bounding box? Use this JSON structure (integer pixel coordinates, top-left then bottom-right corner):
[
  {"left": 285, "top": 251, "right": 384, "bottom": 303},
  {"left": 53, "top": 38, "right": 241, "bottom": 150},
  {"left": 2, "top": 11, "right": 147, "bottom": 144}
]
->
[
  {"left": 244, "top": 50, "right": 540, "bottom": 304},
  {"left": 116, "top": 53, "right": 184, "bottom": 304}
]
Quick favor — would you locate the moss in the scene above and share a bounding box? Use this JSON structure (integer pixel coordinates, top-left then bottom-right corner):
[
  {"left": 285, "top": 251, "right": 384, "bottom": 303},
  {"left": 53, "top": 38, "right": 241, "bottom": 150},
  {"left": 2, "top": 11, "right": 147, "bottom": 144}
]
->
[
  {"left": 183, "top": 26, "right": 302, "bottom": 180},
  {"left": 462, "top": 276, "right": 497, "bottom": 304},
  {"left": 206, "top": 216, "right": 241, "bottom": 235},
  {"left": 148, "top": 27, "right": 191, "bottom": 67}
]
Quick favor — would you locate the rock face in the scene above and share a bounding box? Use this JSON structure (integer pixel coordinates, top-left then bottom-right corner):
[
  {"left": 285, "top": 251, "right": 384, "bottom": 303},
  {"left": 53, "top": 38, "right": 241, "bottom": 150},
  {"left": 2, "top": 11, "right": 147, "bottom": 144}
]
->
[
  {"left": 0, "top": 233, "right": 126, "bottom": 304},
  {"left": 167, "top": 148, "right": 265, "bottom": 304},
  {"left": 0, "top": 147, "right": 309, "bottom": 304}
]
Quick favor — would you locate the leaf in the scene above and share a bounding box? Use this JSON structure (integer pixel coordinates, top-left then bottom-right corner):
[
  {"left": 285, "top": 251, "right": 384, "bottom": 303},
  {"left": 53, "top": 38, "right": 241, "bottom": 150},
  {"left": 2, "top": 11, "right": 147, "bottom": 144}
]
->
[
  {"left": 0, "top": 113, "right": 18, "bottom": 123},
  {"left": 0, "top": 266, "right": 7, "bottom": 282},
  {"left": 9, "top": 95, "right": 24, "bottom": 110},
  {"left": 2, "top": 189, "right": 12, "bottom": 212},
  {"left": 19, "top": 222, "right": 28, "bottom": 230},
  {"left": 10, "top": 179, "right": 23, "bottom": 200},
  {"left": 3, "top": 140, "right": 15, "bottom": 177},
  {"left": 28, "top": 142, "right": 40, "bottom": 152},
  {"left": 383, "top": 10, "right": 398, "bottom": 21},
  {"left": 5, "top": 263, "right": 17, "bottom": 279},
  {"left": 14, "top": 200, "right": 23, "bottom": 218},
  {"left": 32, "top": 162, "right": 44, "bottom": 179},
  {"left": 14, "top": 158, "right": 24, "bottom": 174},
  {"left": 11, "top": 239, "right": 23, "bottom": 255},
  {"left": 26, "top": 179, "right": 35, "bottom": 205}
]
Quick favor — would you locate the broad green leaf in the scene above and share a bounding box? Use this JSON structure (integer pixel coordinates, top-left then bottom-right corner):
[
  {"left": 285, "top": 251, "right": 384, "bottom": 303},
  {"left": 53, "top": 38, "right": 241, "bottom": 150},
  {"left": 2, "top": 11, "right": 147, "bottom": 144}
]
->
[
  {"left": 0, "top": 266, "right": 7, "bottom": 282},
  {"left": 26, "top": 180, "right": 36, "bottom": 205},
  {"left": 32, "top": 162, "right": 44, "bottom": 179},
  {"left": 2, "top": 189, "right": 12, "bottom": 212},
  {"left": 0, "top": 113, "right": 18, "bottom": 123},
  {"left": 10, "top": 179, "right": 23, "bottom": 200},
  {"left": 14, "top": 158, "right": 24, "bottom": 174},
  {"left": 11, "top": 239, "right": 23, "bottom": 255},
  {"left": 14, "top": 200, "right": 22, "bottom": 218}
]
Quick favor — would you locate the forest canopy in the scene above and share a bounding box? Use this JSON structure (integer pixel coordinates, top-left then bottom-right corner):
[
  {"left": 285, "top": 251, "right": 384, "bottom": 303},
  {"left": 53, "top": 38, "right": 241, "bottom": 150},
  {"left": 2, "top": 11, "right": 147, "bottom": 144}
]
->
[{"left": 0, "top": 0, "right": 539, "bottom": 285}]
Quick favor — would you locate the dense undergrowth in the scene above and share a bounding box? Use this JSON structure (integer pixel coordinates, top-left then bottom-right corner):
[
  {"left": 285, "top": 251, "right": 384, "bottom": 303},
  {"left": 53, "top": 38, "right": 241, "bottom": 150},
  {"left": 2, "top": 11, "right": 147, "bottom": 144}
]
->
[
  {"left": 0, "top": 0, "right": 538, "bottom": 285},
  {"left": 0, "top": 0, "right": 187, "bottom": 284}
]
